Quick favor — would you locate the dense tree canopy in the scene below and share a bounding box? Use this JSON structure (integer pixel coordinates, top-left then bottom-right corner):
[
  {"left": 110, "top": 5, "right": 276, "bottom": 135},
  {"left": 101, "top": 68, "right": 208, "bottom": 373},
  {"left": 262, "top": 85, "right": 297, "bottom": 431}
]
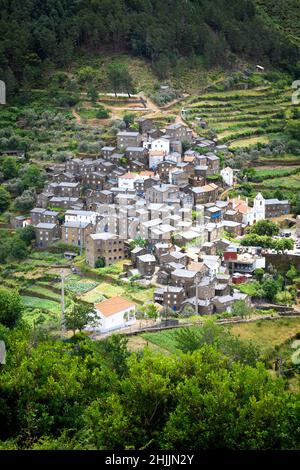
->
[
  {"left": 0, "top": 0, "right": 299, "bottom": 96},
  {"left": 1, "top": 327, "right": 300, "bottom": 450},
  {"left": 0, "top": 288, "right": 23, "bottom": 328}
]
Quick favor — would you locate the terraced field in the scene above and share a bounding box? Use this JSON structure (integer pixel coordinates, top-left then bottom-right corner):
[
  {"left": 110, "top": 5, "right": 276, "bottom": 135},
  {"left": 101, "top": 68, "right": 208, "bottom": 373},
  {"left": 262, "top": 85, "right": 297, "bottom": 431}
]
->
[{"left": 185, "top": 84, "right": 292, "bottom": 148}]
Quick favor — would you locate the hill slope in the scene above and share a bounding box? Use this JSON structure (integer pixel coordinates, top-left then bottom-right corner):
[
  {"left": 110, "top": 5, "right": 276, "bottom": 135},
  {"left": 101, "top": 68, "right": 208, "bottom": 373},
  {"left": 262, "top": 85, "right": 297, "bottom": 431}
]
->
[{"left": 0, "top": 0, "right": 299, "bottom": 95}]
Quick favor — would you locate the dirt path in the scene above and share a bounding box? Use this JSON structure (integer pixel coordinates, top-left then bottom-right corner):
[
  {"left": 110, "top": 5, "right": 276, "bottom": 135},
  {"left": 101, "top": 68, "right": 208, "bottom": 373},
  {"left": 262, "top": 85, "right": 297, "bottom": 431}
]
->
[{"left": 72, "top": 109, "right": 82, "bottom": 124}]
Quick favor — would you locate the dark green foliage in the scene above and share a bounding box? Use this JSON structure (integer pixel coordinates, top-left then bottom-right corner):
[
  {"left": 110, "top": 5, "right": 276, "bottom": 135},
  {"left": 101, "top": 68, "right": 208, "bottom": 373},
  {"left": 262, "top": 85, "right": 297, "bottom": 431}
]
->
[
  {"left": 1, "top": 157, "right": 18, "bottom": 180},
  {"left": 0, "top": 288, "right": 23, "bottom": 328},
  {"left": 16, "top": 225, "right": 36, "bottom": 245},
  {"left": 14, "top": 190, "right": 36, "bottom": 212},
  {"left": 95, "top": 257, "right": 105, "bottom": 268},
  {"left": 175, "top": 320, "right": 260, "bottom": 366},
  {"left": 0, "top": 186, "right": 11, "bottom": 213},
  {"left": 96, "top": 108, "right": 109, "bottom": 119},
  {"left": 0, "top": 0, "right": 299, "bottom": 92},
  {"left": 64, "top": 302, "right": 98, "bottom": 336},
  {"left": 107, "top": 63, "right": 134, "bottom": 97},
  {"left": 249, "top": 220, "right": 279, "bottom": 237},
  {"left": 0, "top": 230, "right": 29, "bottom": 263},
  {"left": 1, "top": 327, "right": 300, "bottom": 450}
]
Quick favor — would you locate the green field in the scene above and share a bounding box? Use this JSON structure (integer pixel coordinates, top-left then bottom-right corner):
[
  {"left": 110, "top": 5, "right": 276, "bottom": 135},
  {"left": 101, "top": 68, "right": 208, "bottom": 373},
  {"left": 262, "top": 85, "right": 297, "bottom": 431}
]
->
[
  {"left": 24, "top": 285, "right": 61, "bottom": 302},
  {"left": 81, "top": 280, "right": 155, "bottom": 305},
  {"left": 141, "top": 318, "right": 300, "bottom": 356},
  {"left": 22, "top": 295, "right": 61, "bottom": 313},
  {"left": 185, "top": 80, "right": 292, "bottom": 148},
  {"left": 64, "top": 275, "right": 99, "bottom": 295}
]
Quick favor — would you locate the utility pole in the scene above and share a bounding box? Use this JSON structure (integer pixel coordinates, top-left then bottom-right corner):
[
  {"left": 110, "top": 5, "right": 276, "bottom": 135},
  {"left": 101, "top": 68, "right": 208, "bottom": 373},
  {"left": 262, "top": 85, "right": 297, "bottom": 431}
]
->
[
  {"left": 80, "top": 224, "right": 83, "bottom": 256},
  {"left": 61, "top": 270, "right": 66, "bottom": 336},
  {"left": 165, "top": 284, "right": 169, "bottom": 324},
  {"left": 195, "top": 273, "right": 200, "bottom": 316}
]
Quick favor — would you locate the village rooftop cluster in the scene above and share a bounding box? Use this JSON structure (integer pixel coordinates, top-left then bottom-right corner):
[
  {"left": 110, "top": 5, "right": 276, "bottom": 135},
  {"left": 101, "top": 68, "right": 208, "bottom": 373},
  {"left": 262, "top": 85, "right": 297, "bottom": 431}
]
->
[{"left": 11, "top": 118, "right": 297, "bottom": 333}]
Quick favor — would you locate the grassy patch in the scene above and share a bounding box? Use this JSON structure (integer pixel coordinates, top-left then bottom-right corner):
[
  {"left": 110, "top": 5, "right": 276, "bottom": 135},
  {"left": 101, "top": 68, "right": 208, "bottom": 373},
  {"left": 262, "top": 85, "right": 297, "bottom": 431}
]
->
[
  {"left": 127, "top": 335, "right": 171, "bottom": 355},
  {"left": 80, "top": 281, "right": 155, "bottom": 305},
  {"left": 141, "top": 318, "right": 300, "bottom": 356},
  {"left": 234, "top": 282, "right": 261, "bottom": 296},
  {"left": 228, "top": 318, "right": 300, "bottom": 352},
  {"left": 24, "top": 285, "right": 61, "bottom": 301},
  {"left": 22, "top": 295, "right": 61, "bottom": 313},
  {"left": 64, "top": 275, "right": 99, "bottom": 294},
  {"left": 142, "top": 329, "right": 180, "bottom": 354}
]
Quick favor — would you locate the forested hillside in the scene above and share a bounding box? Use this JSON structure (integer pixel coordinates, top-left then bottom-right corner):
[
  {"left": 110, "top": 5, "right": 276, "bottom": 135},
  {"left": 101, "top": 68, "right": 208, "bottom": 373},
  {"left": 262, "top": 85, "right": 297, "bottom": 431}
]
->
[
  {"left": 256, "top": 0, "right": 300, "bottom": 43},
  {"left": 1, "top": 0, "right": 299, "bottom": 96}
]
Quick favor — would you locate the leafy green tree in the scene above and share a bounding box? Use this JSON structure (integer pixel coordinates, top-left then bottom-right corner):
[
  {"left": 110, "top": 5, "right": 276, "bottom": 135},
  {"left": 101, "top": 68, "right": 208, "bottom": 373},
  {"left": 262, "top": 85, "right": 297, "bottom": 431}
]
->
[
  {"left": 129, "top": 237, "right": 147, "bottom": 250},
  {"left": 64, "top": 302, "right": 98, "bottom": 336},
  {"left": 0, "top": 287, "right": 23, "bottom": 328},
  {"left": 123, "top": 113, "right": 135, "bottom": 129},
  {"left": 275, "top": 291, "right": 293, "bottom": 306},
  {"left": 231, "top": 300, "right": 252, "bottom": 318},
  {"left": 1, "top": 157, "right": 18, "bottom": 180},
  {"left": 107, "top": 63, "right": 134, "bottom": 97},
  {"left": 77, "top": 66, "right": 94, "bottom": 84},
  {"left": 262, "top": 278, "right": 280, "bottom": 302},
  {"left": 286, "top": 265, "right": 298, "bottom": 284},
  {"left": 95, "top": 257, "right": 105, "bottom": 268},
  {"left": 99, "top": 334, "right": 130, "bottom": 376},
  {"left": 14, "top": 190, "right": 35, "bottom": 212},
  {"left": 87, "top": 86, "right": 98, "bottom": 103},
  {"left": 141, "top": 303, "right": 159, "bottom": 321},
  {"left": 249, "top": 220, "right": 279, "bottom": 237},
  {"left": 241, "top": 234, "right": 274, "bottom": 248},
  {"left": 254, "top": 268, "right": 264, "bottom": 282},
  {"left": 274, "top": 238, "right": 294, "bottom": 252},
  {"left": 16, "top": 225, "right": 36, "bottom": 245},
  {"left": 285, "top": 120, "right": 300, "bottom": 141},
  {"left": 0, "top": 186, "right": 11, "bottom": 213},
  {"left": 8, "top": 237, "right": 28, "bottom": 260},
  {"left": 21, "top": 165, "right": 45, "bottom": 190}
]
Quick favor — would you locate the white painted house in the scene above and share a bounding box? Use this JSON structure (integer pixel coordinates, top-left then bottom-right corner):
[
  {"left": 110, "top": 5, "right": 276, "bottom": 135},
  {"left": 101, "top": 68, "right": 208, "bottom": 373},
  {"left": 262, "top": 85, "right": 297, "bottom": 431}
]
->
[
  {"left": 65, "top": 209, "right": 98, "bottom": 225},
  {"left": 220, "top": 167, "right": 234, "bottom": 187},
  {"left": 149, "top": 150, "right": 165, "bottom": 170},
  {"left": 118, "top": 172, "right": 138, "bottom": 190},
  {"left": 94, "top": 296, "right": 136, "bottom": 333},
  {"left": 144, "top": 137, "right": 170, "bottom": 153}
]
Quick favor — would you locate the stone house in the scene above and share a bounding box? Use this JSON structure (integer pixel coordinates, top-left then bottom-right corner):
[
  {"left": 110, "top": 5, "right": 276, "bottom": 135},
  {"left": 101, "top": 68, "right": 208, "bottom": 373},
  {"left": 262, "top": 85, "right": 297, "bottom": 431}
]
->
[
  {"left": 171, "top": 268, "right": 197, "bottom": 296},
  {"left": 165, "top": 123, "right": 193, "bottom": 143},
  {"left": 145, "top": 184, "right": 178, "bottom": 204},
  {"left": 125, "top": 147, "right": 148, "bottom": 164},
  {"left": 61, "top": 221, "right": 94, "bottom": 248},
  {"left": 192, "top": 183, "right": 218, "bottom": 205},
  {"left": 128, "top": 160, "right": 147, "bottom": 172},
  {"left": 265, "top": 199, "right": 290, "bottom": 218},
  {"left": 157, "top": 160, "right": 177, "bottom": 181},
  {"left": 34, "top": 223, "right": 60, "bottom": 248},
  {"left": 81, "top": 172, "right": 105, "bottom": 190},
  {"left": 101, "top": 146, "right": 117, "bottom": 158},
  {"left": 136, "top": 253, "right": 156, "bottom": 277},
  {"left": 154, "top": 286, "right": 185, "bottom": 311},
  {"left": 49, "top": 197, "right": 83, "bottom": 210},
  {"left": 117, "top": 131, "right": 142, "bottom": 149},
  {"left": 56, "top": 182, "right": 81, "bottom": 198},
  {"left": 86, "top": 233, "right": 125, "bottom": 267},
  {"left": 221, "top": 220, "right": 243, "bottom": 236},
  {"left": 206, "top": 154, "right": 220, "bottom": 174},
  {"left": 30, "top": 208, "right": 47, "bottom": 226},
  {"left": 37, "top": 192, "right": 54, "bottom": 208}
]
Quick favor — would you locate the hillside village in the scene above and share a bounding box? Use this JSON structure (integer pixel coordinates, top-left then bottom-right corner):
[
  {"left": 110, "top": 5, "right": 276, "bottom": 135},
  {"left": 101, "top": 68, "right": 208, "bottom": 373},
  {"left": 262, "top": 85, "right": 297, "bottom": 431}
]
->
[{"left": 10, "top": 116, "right": 300, "bottom": 334}]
